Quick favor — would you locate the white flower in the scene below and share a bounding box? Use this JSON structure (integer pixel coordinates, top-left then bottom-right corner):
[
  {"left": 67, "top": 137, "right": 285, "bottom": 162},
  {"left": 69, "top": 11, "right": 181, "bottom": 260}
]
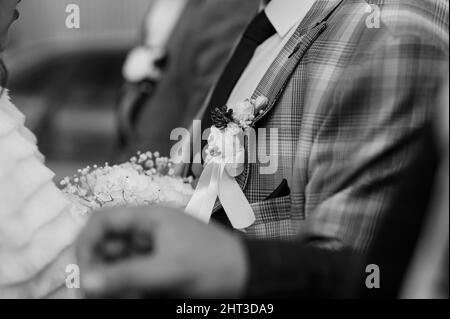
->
[
  {"left": 232, "top": 99, "right": 255, "bottom": 123},
  {"left": 226, "top": 122, "right": 242, "bottom": 136},
  {"left": 92, "top": 165, "right": 146, "bottom": 205},
  {"left": 153, "top": 175, "right": 194, "bottom": 207},
  {"left": 254, "top": 96, "right": 269, "bottom": 110},
  {"left": 122, "top": 46, "right": 163, "bottom": 83},
  {"left": 134, "top": 183, "right": 160, "bottom": 203},
  {"left": 62, "top": 151, "right": 194, "bottom": 214},
  {"left": 206, "top": 125, "right": 245, "bottom": 171}
]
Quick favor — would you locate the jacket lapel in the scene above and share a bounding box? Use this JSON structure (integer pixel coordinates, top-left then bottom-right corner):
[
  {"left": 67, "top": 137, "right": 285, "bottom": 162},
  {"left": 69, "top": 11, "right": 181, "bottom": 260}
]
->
[
  {"left": 235, "top": 0, "right": 346, "bottom": 191},
  {"left": 213, "top": 0, "right": 346, "bottom": 212},
  {"left": 252, "top": 22, "right": 328, "bottom": 125},
  {"left": 252, "top": 0, "right": 345, "bottom": 125}
]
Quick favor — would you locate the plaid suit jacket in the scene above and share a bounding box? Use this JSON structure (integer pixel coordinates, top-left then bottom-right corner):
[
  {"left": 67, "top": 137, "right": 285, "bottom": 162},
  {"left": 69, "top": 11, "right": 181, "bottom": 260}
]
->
[{"left": 202, "top": 0, "right": 449, "bottom": 252}]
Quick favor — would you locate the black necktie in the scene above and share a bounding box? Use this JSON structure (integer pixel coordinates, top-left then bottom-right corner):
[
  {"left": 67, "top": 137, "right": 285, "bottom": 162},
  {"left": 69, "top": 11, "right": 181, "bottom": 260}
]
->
[
  {"left": 200, "top": 11, "right": 276, "bottom": 228},
  {"left": 201, "top": 11, "right": 276, "bottom": 132}
]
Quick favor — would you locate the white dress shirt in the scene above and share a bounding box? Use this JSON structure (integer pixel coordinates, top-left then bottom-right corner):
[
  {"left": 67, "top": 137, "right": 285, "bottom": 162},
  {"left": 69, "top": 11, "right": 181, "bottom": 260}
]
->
[{"left": 226, "top": 0, "right": 317, "bottom": 107}]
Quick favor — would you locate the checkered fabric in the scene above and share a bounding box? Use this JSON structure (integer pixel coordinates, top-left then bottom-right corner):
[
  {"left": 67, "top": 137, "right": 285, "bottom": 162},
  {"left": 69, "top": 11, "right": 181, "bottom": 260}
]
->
[{"left": 209, "top": 0, "right": 448, "bottom": 252}]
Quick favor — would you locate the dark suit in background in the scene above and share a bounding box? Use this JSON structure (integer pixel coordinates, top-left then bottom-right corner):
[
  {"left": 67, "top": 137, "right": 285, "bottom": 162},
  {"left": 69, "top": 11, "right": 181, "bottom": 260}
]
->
[{"left": 120, "top": 0, "right": 260, "bottom": 157}]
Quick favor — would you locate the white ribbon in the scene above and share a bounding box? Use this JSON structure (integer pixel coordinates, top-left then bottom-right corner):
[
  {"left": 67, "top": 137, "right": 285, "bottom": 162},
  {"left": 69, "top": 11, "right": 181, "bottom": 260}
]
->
[
  {"left": 185, "top": 158, "right": 255, "bottom": 229},
  {"left": 184, "top": 99, "right": 268, "bottom": 230}
]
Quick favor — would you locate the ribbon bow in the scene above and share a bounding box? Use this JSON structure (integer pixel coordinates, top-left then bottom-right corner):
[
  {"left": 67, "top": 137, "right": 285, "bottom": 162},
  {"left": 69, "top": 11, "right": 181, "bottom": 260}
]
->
[
  {"left": 185, "top": 126, "right": 255, "bottom": 229},
  {"left": 184, "top": 96, "right": 268, "bottom": 229}
]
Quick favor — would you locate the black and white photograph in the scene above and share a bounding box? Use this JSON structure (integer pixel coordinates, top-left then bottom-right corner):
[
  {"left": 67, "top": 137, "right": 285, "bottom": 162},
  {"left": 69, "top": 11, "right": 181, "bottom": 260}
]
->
[{"left": 0, "top": 0, "right": 448, "bottom": 305}]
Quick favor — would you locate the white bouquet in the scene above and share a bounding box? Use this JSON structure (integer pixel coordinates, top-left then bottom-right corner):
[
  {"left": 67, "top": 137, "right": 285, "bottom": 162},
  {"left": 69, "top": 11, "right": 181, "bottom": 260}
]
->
[{"left": 61, "top": 151, "right": 194, "bottom": 216}]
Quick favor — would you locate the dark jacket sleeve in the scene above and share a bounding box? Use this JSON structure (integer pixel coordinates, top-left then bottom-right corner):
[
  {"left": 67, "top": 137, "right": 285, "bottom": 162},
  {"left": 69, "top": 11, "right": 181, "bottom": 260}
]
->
[
  {"left": 242, "top": 239, "right": 362, "bottom": 299},
  {"left": 242, "top": 126, "right": 440, "bottom": 299}
]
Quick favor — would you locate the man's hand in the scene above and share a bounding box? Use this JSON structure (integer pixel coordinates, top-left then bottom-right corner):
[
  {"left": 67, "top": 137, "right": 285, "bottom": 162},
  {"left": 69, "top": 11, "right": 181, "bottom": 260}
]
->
[{"left": 76, "top": 206, "right": 248, "bottom": 298}]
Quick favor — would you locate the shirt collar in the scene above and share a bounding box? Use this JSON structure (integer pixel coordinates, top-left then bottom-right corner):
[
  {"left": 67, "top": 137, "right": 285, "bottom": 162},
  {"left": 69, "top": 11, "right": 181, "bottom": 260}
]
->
[{"left": 263, "top": 0, "right": 317, "bottom": 37}]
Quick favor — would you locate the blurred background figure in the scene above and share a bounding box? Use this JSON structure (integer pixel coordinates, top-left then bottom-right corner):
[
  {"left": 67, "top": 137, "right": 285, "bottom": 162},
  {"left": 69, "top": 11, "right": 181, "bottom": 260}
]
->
[
  {"left": 4, "top": 0, "right": 151, "bottom": 180},
  {"left": 117, "top": 0, "right": 260, "bottom": 159},
  {"left": 3, "top": 0, "right": 260, "bottom": 181},
  {"left": 117, "top": 0, "right": 189, "bottom": 151}
]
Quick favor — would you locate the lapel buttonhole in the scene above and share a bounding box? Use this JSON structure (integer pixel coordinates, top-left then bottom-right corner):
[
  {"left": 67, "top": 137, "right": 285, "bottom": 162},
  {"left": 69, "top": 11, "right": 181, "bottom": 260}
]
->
[{"left": 288, "top": 42, "right": 302, "bottom": 59}]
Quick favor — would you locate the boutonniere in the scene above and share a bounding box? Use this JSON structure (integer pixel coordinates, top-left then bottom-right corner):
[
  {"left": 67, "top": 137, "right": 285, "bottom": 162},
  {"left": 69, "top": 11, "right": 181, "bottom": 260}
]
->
[
  {"left": 211, "top": 96, "right": 269, "bottom": 130},
  {"left": 184, "top": 96, "right": 269, "bottom": 230},
  {"left": 206, "top": 96, "right": 269, "bottom": 172}
]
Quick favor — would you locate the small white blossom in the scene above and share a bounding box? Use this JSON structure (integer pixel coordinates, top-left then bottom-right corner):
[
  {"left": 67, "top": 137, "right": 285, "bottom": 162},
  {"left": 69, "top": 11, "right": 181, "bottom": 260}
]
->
[
  {"left": 254, "top": 96, "right": 269, "bottom": 110},
  {"left": 232, "top": 99, "right": 255, "bottom": 123}
]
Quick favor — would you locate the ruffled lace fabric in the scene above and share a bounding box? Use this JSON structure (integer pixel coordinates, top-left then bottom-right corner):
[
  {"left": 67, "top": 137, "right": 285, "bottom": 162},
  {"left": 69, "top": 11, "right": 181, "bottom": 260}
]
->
[{"left": 0, "top": 90, "right": 85, "bottom": 298}]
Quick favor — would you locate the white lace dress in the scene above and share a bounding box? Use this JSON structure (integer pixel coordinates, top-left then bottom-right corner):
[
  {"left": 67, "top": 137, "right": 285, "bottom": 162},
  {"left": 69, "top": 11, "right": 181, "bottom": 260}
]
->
[{"left": 0, "top": 90, "right": 85, "bottom": 298}]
